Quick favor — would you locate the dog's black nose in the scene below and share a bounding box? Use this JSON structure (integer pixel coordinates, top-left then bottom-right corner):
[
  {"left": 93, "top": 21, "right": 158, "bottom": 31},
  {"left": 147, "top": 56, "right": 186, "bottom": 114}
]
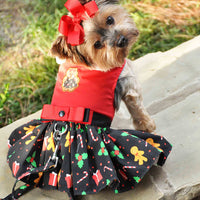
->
[{"left": 117, "top": 35, "right": 128, "bottom": 48}]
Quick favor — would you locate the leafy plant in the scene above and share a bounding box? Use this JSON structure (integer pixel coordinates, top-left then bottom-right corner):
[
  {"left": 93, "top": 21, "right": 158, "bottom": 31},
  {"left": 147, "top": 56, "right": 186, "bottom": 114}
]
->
[{"left": 0, "top": 84, "right": 13, "bottom": 126}]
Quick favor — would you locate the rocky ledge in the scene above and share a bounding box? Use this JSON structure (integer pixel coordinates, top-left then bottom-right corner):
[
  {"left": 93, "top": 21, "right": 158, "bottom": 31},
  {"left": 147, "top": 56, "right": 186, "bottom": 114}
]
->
[{"left": 1, "top": 36, "right": 200, "bottom": 200}]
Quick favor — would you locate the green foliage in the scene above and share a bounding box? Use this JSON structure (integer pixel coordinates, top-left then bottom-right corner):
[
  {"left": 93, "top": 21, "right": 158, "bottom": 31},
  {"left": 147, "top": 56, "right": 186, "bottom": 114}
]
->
[
  {"left": 0, "top": 57, "right": 58, "bottom": 127},
  {"left": 121, "top": 0, "right": 200, "bottom": 59},
  {"left": 0, "top": 0, "right": 200, "bottom": 127},
  {"left": 22, "top": 0, "right": 67, "bottom": 55},
  {"left": 128, "top": 8, "right": 200, "bottom": 59},
  {"left": 0, "top": 84, "right": 11, "bottom": 125},
  {"left": 0, "top": 84, "right": 10, "bottom": 108}
]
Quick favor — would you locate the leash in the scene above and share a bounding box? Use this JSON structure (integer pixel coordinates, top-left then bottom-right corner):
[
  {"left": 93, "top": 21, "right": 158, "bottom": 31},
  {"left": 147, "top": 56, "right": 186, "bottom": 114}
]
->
[{"left": 1, "top": 123, "right": 68, "bottom": 200}]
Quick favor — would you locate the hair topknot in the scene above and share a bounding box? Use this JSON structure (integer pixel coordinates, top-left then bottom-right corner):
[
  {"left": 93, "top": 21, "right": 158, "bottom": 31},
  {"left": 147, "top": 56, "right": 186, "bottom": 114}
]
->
[
  {"left": 78, "top": 0, "right": 119, "bottom": 6},
  {"left": 78, "top": 0, "right": 92, "bottom": 5},
  {"left": 95, "top": 0, "right": 119, "bottom": 6}
]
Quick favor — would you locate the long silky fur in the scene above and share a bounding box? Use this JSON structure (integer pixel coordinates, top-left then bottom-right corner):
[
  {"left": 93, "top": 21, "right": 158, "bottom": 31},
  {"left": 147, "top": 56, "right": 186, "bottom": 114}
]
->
[{"left": 50, "top": 0, "right": 156, "bottom": 132}]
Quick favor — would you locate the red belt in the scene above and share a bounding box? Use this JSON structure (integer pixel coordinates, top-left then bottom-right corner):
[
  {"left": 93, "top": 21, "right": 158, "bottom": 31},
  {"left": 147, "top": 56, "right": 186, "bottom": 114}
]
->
[{"left": 41, "top": 104, "right": 94, "bottom": 124}]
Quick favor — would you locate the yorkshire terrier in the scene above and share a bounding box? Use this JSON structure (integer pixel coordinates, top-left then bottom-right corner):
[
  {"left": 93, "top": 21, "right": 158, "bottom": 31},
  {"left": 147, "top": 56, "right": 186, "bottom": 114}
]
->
[{"left": 50, "top": 0, "right": 156, "bottom": 132}]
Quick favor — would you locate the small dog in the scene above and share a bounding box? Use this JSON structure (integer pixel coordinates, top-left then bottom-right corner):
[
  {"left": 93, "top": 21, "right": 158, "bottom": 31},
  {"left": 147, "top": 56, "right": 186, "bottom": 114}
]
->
[{"left": 50, "top": 0, "right": 156, "bottom": 132}]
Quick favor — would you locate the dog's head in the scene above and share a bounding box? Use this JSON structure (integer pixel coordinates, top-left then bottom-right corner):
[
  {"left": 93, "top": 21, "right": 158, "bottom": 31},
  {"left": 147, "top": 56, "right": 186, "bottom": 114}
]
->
[{"left": 51, "top": 0, "right": 139, "bottom": 71}]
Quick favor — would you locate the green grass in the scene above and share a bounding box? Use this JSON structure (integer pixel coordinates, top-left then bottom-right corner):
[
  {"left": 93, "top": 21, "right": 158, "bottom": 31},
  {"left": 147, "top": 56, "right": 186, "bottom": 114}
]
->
[
  {"left": 0, "top": 0, "right": 199, "bottom": 127},
  {"left": 121, "top": 0, "right": 200, "bottom": 58},
  {"left": 129, "top": 16, "right": 199, "bottom": 58},
  {"left": 0, "top": 57, "right": 58, "bottom": 126}
]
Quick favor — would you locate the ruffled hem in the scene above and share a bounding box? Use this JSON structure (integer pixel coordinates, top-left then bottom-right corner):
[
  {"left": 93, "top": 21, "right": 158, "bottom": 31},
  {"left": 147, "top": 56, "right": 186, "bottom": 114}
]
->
[{"left": 7, "top": 119, "right": 172, "bottom": 200}]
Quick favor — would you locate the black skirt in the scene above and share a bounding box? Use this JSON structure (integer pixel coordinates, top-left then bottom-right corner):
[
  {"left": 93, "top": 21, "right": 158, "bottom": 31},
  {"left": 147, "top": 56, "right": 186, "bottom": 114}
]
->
[{"left": 6, "top": 119, "right": 172, "bottom": 200}]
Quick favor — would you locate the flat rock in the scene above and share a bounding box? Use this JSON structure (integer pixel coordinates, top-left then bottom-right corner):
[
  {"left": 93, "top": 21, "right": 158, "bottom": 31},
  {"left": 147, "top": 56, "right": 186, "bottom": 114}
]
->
[
  {"left": 1, "top": 36, "right": 200, "bottom": 200},
  {"left": 153, "top": 92, "right": 200, "bottom": 200}
]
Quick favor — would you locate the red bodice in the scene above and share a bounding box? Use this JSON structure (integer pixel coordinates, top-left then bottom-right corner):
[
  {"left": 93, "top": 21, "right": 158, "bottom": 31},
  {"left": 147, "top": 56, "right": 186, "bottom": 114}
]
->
[{"left": 41, "top": 61, "right": 124, "bottom": 123}]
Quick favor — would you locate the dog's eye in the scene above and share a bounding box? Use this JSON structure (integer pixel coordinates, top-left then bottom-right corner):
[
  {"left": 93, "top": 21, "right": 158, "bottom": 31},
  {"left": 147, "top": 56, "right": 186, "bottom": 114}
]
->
[
  {"left": 106, "top": 16, "right": 114, "bottom": 25},
  {"left": 94, "top": 41, "right": 103, "bottom": 49}
]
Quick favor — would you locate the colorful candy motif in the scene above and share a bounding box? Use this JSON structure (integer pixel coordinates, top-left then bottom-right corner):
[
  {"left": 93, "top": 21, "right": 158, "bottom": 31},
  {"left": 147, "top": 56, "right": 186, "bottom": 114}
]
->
[
  {"left": 130, "top": 146, "right": 148, "bottom": 165},
  {"left": 12, "top": 161, "right": 20, "bottom": 176},
  {"left": 6, "top": 120, "right": 172, "bottom": 200},
  {"left": 77, "top": 171, "right": 88, "bottom": 184},
  {"left": 146, "top": 138, "right": 163, "bottom": 152}
]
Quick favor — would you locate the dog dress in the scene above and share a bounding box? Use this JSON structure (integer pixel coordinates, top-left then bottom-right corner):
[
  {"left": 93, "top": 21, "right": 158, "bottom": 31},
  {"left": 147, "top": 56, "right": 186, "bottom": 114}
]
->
[{"left": 4, "top": 61, "right": 172, "bottom": 200}]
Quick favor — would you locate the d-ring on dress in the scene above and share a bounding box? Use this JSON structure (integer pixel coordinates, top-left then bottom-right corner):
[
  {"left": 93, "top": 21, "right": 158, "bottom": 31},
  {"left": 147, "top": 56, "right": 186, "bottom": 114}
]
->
[{"left": 4, "top": 61, "right": 172, "bottom": 200}]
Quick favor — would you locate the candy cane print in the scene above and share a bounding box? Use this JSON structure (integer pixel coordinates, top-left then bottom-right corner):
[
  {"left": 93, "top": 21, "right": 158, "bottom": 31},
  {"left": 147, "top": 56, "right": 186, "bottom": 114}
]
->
[
  {"left": 89, "top": 128, "right": 98, "bottom": 141},
  {"left": 145, "top": 141, "right": 148, "bottom": 147},
  {"left": 8, "top": 140, "right": 11, "bottom": 149},
  {"left": 71, "top": 135, "right": 74, "bottom": 143},
  {"left": 18, "top": 171, "right": 31, "bottom": 180},
  {"left": 77, "top": 171, "right": 88, "bottom": 184},
  {"left": 42, "top": 136, "right": 49, "bottom": 151},
  {"left": 102, "top": 133, "right": 110, "bottom": 144},
  {"left": 123, "top": 166, "right": 136, "bottom": 171},
  {"left": 107, "top": 134, "right": 116, "bottom": 142},
  {"left": 77, "top": 134, "right": 83, "bottom": 148},
  {"left": 118, "top": 169, "right": 128, "bottom": 180},
  {"left": 103, "top": 166, "right": 113, "bottom": 172},
  {"left": 21, "top": 132, "right": 32, "bottom": 140}
]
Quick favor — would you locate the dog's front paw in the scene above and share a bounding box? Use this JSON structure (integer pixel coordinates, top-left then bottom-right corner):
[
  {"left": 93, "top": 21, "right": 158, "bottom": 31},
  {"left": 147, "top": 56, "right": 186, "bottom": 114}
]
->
[{"left": 133, "top": 116, "right": 156, "bottom": 133}]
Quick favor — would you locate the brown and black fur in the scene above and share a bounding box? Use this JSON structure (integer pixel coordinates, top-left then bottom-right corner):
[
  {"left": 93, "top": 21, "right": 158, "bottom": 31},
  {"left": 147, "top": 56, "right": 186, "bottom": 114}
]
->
[{"left": 50, "top": 0, "right": 156, "bottom": 132}]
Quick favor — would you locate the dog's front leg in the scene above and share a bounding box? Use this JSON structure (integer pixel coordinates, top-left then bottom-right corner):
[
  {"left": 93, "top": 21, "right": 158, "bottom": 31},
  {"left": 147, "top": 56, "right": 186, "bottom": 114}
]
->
[
  {"left": 123, "top": 88, "right": 156, "bottom": 132},
  {"left": 116, "top": 59, "right": 156, "bottom": 132}
]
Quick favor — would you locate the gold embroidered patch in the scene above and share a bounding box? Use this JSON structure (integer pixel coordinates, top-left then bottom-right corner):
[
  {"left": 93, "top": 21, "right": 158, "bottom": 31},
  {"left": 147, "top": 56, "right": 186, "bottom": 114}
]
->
[{"left": 62, "top": 68, "right": 80, "bottom": 92}]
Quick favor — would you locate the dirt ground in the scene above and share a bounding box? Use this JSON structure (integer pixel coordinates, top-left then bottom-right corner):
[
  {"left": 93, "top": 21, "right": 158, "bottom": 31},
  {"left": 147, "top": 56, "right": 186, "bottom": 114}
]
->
[
  {"left": 0, "top": 0, "right": 28, "bottom": 48},
  {"left": 0, "top": 0, "right": 35, "bottom": 73}
]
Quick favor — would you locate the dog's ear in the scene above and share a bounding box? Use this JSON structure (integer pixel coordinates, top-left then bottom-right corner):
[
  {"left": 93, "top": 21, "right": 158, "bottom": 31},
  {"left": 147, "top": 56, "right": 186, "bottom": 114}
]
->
[
  {"left": 50, "top": 36, "right": 68, "bottom": 59},
  {"left": 95, "top": 0, "right": 119, "bottom": 7},
  {"left": 50, "top": 35, "right": 88, "bottom": 65},
  {"left": 50, "top": 36, "right": 76, "bottom": 60}
]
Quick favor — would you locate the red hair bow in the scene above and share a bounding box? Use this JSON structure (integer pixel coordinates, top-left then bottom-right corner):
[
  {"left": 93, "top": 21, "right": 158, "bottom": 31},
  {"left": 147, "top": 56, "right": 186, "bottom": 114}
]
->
[{"left": 58, "top": 0, "right": 98, "bottom": 46}]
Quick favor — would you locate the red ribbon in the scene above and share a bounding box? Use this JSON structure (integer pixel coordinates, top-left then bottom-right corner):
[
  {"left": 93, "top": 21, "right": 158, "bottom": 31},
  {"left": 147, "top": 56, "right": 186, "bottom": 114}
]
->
[{"left": 58, "top": 0, "right": 98, "bottom": 46}]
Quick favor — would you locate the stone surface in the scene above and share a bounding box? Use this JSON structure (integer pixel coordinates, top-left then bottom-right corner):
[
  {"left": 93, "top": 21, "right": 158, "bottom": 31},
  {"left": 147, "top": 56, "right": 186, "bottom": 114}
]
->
[
  {"left": 0, "top": 111, "right": 41, "bottom": 198},
  {"left": 153, "top": 92, "right": 200, "bottom": 200},
  {"left": 0, "top": 36, "right": 200, "bottom": 200}
]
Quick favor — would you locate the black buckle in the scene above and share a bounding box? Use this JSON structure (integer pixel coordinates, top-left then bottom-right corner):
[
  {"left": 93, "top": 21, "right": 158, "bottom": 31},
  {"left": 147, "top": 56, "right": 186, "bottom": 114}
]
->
[{"left": 83, "top": 108, "right": 90, "bottom": 122}]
